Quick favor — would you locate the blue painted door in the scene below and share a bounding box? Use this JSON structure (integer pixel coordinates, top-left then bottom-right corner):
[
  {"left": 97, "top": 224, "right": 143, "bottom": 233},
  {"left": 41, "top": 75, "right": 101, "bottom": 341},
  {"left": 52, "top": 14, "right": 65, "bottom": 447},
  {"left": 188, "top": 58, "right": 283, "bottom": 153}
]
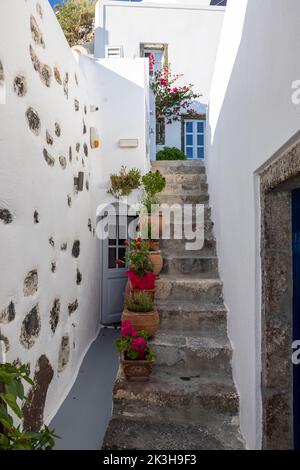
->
[{"left": 292, "top": 188, "right": 300, "bottom": 449}]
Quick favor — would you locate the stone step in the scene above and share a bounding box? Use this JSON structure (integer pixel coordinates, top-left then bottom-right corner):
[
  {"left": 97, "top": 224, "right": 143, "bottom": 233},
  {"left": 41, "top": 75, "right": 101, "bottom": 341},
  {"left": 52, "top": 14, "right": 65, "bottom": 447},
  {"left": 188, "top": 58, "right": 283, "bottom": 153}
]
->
[
  {"left": 162, "top": 181, "right": 208, "bottom": 195},
  {"left": 151, "top": 332, "right": 232, "bottom": 376},
  {"left": 157, "top": 302, "right": 227, "bottom": 336},
  {"left": 162, "top": 255, "right": 219, "bottom": 276},
  {"left": 155, "top": 275, "right": 223, "bottom": 303},
  {"left": 151, "top": 160, "right": 206, "bottom": 175},
  {"left": 112, "top": 367, "right": 239, "bottom": 425},
  {"left": 160, "top": 193, "right": 209, "bottom": 205},
  {"left": 102, "top": 415, "right": 245, "bottom": 450},
  {"left": 160, "top": 236, "right": 216, "bottom": 256}
]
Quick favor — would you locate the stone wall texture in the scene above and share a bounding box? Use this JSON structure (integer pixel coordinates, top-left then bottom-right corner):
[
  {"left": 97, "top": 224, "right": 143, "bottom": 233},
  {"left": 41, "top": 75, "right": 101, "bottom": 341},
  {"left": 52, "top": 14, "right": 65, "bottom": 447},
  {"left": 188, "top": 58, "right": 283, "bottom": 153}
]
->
[{"left": 0, "top": 0, "right": 101, "bottom": 429}]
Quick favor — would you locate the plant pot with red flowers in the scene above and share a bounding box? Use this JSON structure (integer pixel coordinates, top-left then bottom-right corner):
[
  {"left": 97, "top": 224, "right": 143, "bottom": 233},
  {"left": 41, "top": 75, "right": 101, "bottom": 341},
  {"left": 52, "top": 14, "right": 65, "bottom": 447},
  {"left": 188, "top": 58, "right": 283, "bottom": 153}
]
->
[
  {"left": 115, "top": 320, "right": 156, "bottom": 382},
  {"left": 122, "top": 291, "right": 159, "bottom": 338}
]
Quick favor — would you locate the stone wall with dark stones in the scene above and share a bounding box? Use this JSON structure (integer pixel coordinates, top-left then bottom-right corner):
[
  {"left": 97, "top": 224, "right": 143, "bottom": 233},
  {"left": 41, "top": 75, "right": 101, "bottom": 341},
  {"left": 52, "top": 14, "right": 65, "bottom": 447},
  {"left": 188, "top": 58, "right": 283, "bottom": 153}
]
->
[{"left": 0, "top": 0, "right": 101, "bottom": 430}]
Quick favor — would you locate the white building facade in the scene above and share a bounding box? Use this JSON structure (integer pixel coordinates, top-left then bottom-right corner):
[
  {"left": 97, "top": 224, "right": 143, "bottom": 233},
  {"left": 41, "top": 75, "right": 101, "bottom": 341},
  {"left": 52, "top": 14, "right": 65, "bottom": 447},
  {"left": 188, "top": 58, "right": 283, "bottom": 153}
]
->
[{"left": 94, "top": 0, "right": 226, "bottom": 160}]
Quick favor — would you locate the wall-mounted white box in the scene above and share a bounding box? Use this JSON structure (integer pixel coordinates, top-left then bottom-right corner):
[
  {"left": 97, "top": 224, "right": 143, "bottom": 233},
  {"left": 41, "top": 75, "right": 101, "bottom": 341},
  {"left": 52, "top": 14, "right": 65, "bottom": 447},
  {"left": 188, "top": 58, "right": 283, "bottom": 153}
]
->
[{"left": 119, "top": 139, "right": 139, "bottom": 148}]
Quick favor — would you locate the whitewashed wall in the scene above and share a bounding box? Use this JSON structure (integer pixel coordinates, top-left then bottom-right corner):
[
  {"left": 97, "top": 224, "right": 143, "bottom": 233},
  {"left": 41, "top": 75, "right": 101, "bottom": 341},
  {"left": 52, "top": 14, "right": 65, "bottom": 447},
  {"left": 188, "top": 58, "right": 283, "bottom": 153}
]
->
[
  {"left": 0, "top": 0, "right": 148, "bottom": 430},
  {"left": 94, "top": 0, "right": 225, "bottom": 154},
  {"left": 207, "top": 0, "right": 300, "bottom": 449}
]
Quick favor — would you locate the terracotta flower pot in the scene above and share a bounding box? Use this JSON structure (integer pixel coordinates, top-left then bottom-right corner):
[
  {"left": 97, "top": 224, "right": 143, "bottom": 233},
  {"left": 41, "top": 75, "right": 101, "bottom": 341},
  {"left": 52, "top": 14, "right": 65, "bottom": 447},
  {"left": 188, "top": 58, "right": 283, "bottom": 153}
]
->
[
  {"left": 121, "top": 352, "right": 154, "bottom": 382},
  {"left": 150, "top": 241, "right": 160, "bottom": 252},
  {"left": 148, "top": 251, "right": 163, "bottom": 277},
  {"left": 122, "top": 307, "right": 159, "bottom": 338},
  {"left": 148, "top": 213, "right": 164, "bottom": 239}
]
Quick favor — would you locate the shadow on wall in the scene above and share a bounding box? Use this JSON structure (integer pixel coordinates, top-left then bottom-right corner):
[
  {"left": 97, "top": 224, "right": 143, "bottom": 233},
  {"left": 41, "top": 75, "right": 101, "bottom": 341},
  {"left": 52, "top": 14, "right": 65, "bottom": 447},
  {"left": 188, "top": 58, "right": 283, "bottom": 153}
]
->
[{"left": 94, "top": 26, "right": 109, "bottom": 59}]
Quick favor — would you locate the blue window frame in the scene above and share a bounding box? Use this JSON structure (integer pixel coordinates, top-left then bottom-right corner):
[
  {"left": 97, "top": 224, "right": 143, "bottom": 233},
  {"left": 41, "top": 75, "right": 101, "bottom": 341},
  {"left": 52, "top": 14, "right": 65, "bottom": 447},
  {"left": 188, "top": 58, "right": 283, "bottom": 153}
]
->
[{"left": 184, "top": 119, "right": 206, "bottom": 160}]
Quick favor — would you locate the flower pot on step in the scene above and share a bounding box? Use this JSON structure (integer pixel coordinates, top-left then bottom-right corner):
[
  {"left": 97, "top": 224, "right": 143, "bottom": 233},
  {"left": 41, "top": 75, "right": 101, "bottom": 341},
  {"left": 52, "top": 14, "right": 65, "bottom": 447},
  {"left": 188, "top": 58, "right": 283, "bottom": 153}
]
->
[
  {"left": 148, "top": 251, "right": 163, "bottom": 277},
  {"left": 122, "top": 307, "right": 159, "bottom": 338},
  {"left": 121, "top": 352, "right": 154, "bottom": 382}
]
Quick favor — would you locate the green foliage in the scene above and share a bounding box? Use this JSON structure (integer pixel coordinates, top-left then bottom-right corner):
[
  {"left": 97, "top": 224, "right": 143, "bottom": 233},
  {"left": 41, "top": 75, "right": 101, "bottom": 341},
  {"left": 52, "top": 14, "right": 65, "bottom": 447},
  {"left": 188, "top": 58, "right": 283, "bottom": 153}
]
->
[
  {"left": 115, "top": 324, "right": 156, "bottom": 362},
  {"left": 142, "top": 171, "right": 166, "bottom": 197},
  {"left": 0, "top": 363, "right": 59, "bottom": 450},
  {"left": 125, "top": 291, "right": 154, "bottom": 313},
  {"left": 156, "top": 147, "right": 187, "bottom": 161},
  {"left": 55, "top": 0, "right": 96, "bottom": 47},
  {"left": 107, "top": 166, "right": 141, "bottom": 199}
]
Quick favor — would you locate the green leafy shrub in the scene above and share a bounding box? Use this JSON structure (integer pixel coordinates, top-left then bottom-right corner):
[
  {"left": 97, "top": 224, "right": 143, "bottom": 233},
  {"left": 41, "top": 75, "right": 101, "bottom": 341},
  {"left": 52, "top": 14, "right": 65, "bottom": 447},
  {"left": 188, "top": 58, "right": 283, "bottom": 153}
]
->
[
  {"left": 55, "top": 0, "right": 96, "bottom": 48},
  {"left": 142, "top": 171, "right": 166, "bottom": 197},
  {"left": 156, "top": 147, "right": 187, "bottom": 161},
  {"left": 0, "top": 363, "right": 59, "bottom": 450},
  {"left": 107, "top": 166, "right": 141, "bottom": 199},
  {"left": 125, "top": 291, "right": 154, "bottom": 313}
]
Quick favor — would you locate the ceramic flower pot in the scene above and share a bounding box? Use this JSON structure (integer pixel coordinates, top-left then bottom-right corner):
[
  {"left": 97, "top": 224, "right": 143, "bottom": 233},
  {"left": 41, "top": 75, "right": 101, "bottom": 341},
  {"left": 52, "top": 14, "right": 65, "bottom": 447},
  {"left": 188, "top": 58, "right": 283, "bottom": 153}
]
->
[
  {"left": 148, "top": 251, "right": 163, "bottom": 277},
  {"left": 121, "top": 352, "right": 154, "bottom": 382},
  {"left": 122, "top": 307, "right": 159, "bottom": 338}
]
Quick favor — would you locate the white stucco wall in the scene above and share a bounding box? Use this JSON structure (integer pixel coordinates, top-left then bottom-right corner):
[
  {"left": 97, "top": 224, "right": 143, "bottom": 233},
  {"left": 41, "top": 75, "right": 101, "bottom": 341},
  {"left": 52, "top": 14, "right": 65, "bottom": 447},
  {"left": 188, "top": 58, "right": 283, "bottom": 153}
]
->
[
  {"left": 94, "top": 0, "right": 225, "bottom": 156},
  {"left": 207, "top": 0, "right": 300, "bottom": 449},
  {"left": 0, "top": 0, "right": 148, "bottom": 429}
]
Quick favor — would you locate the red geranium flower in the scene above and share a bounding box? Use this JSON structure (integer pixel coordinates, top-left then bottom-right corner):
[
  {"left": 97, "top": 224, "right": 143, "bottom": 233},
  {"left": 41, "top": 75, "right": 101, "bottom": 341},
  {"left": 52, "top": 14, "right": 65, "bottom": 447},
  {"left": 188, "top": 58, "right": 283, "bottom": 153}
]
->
[
  {"left": 131, "top": 337, "right": 147, "bottom": 353},
  {"left": 121, "top": 320, "right": 137, "bottom": 338},
  {"left": 116, "top": 259, "right": 125, "bottom": 266}
]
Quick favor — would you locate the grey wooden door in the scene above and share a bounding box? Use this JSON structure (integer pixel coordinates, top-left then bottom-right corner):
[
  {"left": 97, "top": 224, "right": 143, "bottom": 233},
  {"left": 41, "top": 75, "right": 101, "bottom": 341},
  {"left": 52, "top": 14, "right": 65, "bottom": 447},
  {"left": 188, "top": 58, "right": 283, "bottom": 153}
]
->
[{"left": 101, "top": 214, "right": 134, "bottom": 325}]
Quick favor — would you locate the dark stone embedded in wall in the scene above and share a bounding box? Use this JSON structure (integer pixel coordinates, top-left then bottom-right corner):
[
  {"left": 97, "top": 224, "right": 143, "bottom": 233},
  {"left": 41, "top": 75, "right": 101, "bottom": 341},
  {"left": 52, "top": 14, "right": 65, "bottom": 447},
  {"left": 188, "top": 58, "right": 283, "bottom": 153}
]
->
[
  {"left": 40, "top": 63, "right": 52, "bottom": 87},
  {"left": 29, "top": 45, "right": 52, "bottom": 87},
  {"left": 0, "top": 208, "right": 13, "bottom": 224},
  {"left": 67, "top": 195, "right": 72, "bottom": 207},
  {"left": 49, "top": 237, "right": 54, "bottom": 247},
  {"left": 68, "top": 299, "right": 78, "bottom": 316},
  {"left": 88, "top": 218, "right": 92, "bottom": 232},
  {"left": 61, "top": 242, "right": 67, "bottom": 251},
  {"left": 75, "top": 73, "right": 78, "bottom": 86},
  {"left": 23, "top": 269, "right": 38, "bottom": 297},
  {"left": 43, "top": 148, "right": 55, "bottom": 167},
  {"left": 55, "top": 122, "right": 61, "bottom": 137},
  {"left": 26, "top": 107, "right": 41, "bottom": 136},
  {"left": 84, "top": 105, "right": 87, "bottom": 115},
  {"left": 54, "top": 67, "right": 62, "bottom": 85},
  {"left": 33, "top": 210, "right": 40, "bottom": 224},
  {"left": 0, "top": 334, "right": 10, "bottom": 352},
  {"left": 76, "top": 143, "right": 80, "bottom": 153},
  {"left": 83, "top": 120, "right": 87, "bottom": 135},
  {"left": 83, "top": 143, "right": 88, "bottom": 157},
  {"left": 72, "top": 240, "right": 80, "bottom": 258},
  {"left": 20, "top": 305, "right": 41, "bottom": 349},
  {"left": 63, "top": 72, "right": 69, "bottom": 99},
  {"left": 36, "top": 3, "right": 43, "bottom": 20},
  {"left": 69, "top": 146, "right": 72, "bottom": 163},
  {"left": 30, "top": 15, "right": 45, "bottom": 48},
  {"left": 46, "top": 130, "right": 53, "bottom": 145},
  {"left": 59, "top": 156, "right": 67, "bottom": 169},
  {"left": 13, "top": 75, "right": 27, "bottom": 97},
  {"left": 23, "top": 355, "right": 54, "bottom": 432},
  {"left": 76, "top": 269, "right": 82, "bottom": 286},
  {"left": 58, "top": 336, "right": 70, "bottom": 372},
  {"left": 50, "top": 299, "right": 60, "bottom": 334},
  {"left": 86, "top": 180, "right": 89, "bottom": 191},
  {"left": 82, "top": 158, "right": 85, "bottom": 168},
  {"left": 51, "top": 261, "right": 56, "bottom": 273},
  {"left": 0, "top": 301, "right": 16, "bottom": 324},
  {"left": 0, "top": 60, "right": 4, "bottom": 85},
  {"left": 93, "top": 228, "right": 95, "bottom": 237},
  {"left": 74, "top": 99, "right": 79, "bottom": 111}
]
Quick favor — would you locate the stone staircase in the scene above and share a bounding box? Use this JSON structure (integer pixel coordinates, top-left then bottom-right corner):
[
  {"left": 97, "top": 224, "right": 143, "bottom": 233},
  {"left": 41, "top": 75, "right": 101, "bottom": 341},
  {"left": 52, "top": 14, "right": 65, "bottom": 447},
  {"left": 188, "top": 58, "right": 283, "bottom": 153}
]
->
[{"left": 102, "top": 160, "right": 245, "bottom": 450}]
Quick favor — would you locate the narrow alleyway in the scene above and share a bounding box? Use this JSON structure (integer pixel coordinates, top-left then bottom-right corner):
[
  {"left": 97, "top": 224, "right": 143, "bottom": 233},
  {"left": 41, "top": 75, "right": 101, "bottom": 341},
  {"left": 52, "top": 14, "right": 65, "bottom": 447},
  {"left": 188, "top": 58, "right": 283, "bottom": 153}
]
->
[{"left": 50, "top": 328, "right": 118, "bottom": 450}]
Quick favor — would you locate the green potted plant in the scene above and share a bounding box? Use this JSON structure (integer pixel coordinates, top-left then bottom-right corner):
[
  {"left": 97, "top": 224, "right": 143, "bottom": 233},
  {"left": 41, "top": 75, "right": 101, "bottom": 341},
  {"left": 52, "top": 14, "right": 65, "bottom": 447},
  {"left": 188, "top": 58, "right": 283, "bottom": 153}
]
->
[
  {"left": 0, "top": 363, "right": 59, "bottom": 450},
  {"left": 141, "top": 170, "right": 166, "bottom": 237},
  {"left": 115, "top": 320, "right": 156, "bottom": 381},
  {"left": 122, "top": 290, "right": 159, "bottom": 338},
  {"left": 107, "top": 165, "right": 141, "bottom": 200}
]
